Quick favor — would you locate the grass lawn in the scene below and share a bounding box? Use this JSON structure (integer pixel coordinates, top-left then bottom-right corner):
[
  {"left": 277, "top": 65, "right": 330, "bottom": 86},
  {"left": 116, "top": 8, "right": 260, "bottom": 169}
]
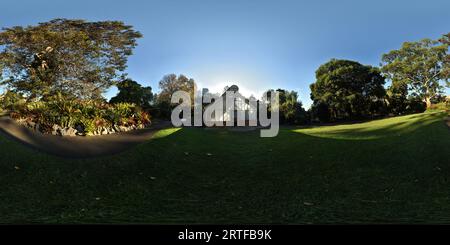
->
[{"left": 0, "top": 111, "right": 449, "bottom": 224}]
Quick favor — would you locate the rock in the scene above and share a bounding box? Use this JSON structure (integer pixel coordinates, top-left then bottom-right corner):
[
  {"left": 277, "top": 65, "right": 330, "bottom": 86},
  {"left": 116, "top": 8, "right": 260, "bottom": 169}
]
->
[
  {"left": 101, "top": 127, "right": 108, "bottom": 135},
  {"left": 60, "top": 127, "right": 77, "bottom": 136},
  {"left": 27, "top": 121, "right": 36, "bottom": 128},
  {"left": 94, "top": 129, "right": 101, "bottom": 135},
  {"left": 52, "top": 124, "right": 62, "bottom": 135},
  {"left": 108, "top": 127, "right": 115, "bottom": 134},
  {"left": 119, "top": 126, "right": 128, "bottom": 132}
]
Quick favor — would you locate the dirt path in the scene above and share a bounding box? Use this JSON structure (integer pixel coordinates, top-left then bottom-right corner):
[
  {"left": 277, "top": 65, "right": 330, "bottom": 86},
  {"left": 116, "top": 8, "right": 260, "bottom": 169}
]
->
[{"left": 0, "top": 116, "right": 173, "bottom": 158}]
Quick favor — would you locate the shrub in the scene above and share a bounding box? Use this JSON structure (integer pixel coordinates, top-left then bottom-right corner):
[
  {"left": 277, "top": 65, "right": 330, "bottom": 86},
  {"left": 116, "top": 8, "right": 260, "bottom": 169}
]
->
[
  {"left": 1, "top": 91, "right": 26, "bottom": 111},
  {"left": 108, "top": 102, "right": 135, "bottom": 125},
  {"left": 406, "top": 99, "right": 426, "bottom": 113},
  {"left": 6, "top": 94, "right": 151, "bottom": 135},
  {"left": 428, "top": 102, "right": 449, "bottom": 111}
]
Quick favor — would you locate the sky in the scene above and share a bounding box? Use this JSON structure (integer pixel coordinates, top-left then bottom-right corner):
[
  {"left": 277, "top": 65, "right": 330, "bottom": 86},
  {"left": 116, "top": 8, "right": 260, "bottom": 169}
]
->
[{"left": 1, "top": 0, "right": 449, "bottom": 108}]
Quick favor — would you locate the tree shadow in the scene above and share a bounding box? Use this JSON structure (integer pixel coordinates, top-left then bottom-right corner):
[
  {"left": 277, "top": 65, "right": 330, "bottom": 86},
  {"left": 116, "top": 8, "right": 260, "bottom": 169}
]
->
[{"left": 0, "top": 117, "right": 179, "bottom": 159}]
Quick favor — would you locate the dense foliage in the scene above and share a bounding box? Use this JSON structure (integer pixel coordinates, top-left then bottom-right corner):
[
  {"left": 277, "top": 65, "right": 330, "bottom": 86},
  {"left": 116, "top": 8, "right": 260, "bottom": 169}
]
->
[
  {"left": 381, "top": 37, "right": 449, "bottom": 109},
  {"left": 110, "top": 79, "right": 155, "bottom": 108},
  {"left": 0, "top": 19, "right": 142, "bottom": 99},
  {"left": 263, "top": 89, "right": 308, "bottom": 124},
  {"left": 4, "top": 92, "right": 150, "bottom": 135},
  {"left": 310, "top": 59, "right": 386, "bottom": 121}
]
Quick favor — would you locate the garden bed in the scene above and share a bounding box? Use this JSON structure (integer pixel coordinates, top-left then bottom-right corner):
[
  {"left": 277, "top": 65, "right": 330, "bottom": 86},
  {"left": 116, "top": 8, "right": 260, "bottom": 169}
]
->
[{"left": 5, "top": 94, "right": 151, "bottom": 137}]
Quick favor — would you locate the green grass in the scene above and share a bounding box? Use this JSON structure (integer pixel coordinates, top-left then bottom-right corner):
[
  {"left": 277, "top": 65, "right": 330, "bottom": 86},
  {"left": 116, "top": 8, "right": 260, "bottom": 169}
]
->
[{"left": 0, "top": 111, "right": 449, "bottom": 224}]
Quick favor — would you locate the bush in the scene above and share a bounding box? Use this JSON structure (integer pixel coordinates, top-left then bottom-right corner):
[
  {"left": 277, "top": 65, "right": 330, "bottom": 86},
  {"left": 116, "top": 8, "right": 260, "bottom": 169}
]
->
[
  {"left": 1, "top": 91, "right": 26, "bottom": 112},
  {"left": 406, "top": 99, "right": 426, "bottom": 113},
  {"left": 7, "top": 94, "right": 152, "bottom": 135},
  {"left": 428, "top": 102, "right": 449, "bottom": 111}
]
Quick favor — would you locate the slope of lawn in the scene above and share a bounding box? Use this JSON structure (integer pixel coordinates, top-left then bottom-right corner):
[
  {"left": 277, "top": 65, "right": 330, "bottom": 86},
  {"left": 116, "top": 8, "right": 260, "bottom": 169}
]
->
[{"left": 0, "top": 111, "right": 449, "bottom": 223}]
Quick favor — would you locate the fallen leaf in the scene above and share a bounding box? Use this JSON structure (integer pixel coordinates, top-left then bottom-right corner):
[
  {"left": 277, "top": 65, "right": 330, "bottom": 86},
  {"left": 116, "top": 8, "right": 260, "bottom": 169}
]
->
[
  {"left": 303, "top": 202, "right": 314, "bottom": 206},
  {"left": 14, "top": 166, "right": 20, "bottom": 170},
  {"left": 206, "top": 153, "right": 213, "bottom": 156},
  {"left": 150, "top": 177, "right": 156, "bottom": 180}
]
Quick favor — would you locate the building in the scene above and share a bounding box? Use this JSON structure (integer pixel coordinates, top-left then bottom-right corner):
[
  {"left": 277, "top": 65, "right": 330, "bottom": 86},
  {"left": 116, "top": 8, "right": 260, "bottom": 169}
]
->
[{"left": 203, "top": 85, "right": 259, "bottom": 126}]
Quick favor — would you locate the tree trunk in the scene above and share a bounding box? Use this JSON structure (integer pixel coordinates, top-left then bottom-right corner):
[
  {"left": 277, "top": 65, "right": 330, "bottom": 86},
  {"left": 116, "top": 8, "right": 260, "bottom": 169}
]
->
[{"left": 424, "top": 97, "right": 432, "bottom": 109}]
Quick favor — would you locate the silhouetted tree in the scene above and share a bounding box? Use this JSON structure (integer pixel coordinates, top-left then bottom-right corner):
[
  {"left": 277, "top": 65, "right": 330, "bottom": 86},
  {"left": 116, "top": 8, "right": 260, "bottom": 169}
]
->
[
  {"left": 263, "top": 89, "right": 307, "bottom": 124},
  {"left": 310, "top": 102, "right": 331, "bottom": 123},
  {"left": 110, "top": 79, "right": 154, "bottom": 108}
]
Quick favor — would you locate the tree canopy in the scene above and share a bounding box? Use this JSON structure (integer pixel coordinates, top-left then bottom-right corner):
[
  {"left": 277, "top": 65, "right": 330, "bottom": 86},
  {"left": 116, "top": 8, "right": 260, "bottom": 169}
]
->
[
  {"left": 157, "top": 74, "right": 197, "bottom": 104},
  {"left": 156, "top": 74, "right": 197, "bottom": 118},
  {"left": 310, "top": 59, "right": 386, "bottom": 121},
  {"left": 110, "top": 79, "right": 154, "bottom": 108},
  {"left": 0, "top": 18, "right": 142, "bottom": 100},
  {"left": 263, "top": 89, "right": 307, "bottom": 124},
  {"left": 381, "top": 38, "right": 448, "bottom": 108},
  {"left": 439, "top": 32, "right": 450, "bottom": 88}
]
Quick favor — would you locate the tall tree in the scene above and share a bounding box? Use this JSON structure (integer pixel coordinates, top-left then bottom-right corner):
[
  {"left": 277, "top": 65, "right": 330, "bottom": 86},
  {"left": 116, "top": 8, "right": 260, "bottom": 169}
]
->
[
  {"left": 157, "top": 74, "right": 196, "bottom": 104},
  {"left": 110, "top": 79, "right": 154, "bottom": 108},
  {"left": 381, "top": 38, "right": 448, "bottom": 109},
  {"left": 156, "top": 74, "right": 196, "bottom": 118},
  {"left": 439, "top": 33, "right": 450, "bottom": 88},
  {"left": 310, "top": 59, "right": 386, "bottom": 121},
  {"left": 0, "top": 19, "right": 142, "bottom": 100}
]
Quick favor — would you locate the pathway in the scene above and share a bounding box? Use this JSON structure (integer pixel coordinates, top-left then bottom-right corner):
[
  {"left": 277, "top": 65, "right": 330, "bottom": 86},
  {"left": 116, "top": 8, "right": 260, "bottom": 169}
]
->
[{"left": 0, "top": 116, "right": 173, "bottom": 158}]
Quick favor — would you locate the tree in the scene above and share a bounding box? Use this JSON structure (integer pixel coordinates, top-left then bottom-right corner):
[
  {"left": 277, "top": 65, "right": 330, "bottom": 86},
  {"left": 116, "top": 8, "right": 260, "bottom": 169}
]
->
[
  {"left": 439, "top": 33, "right": 450, "bottom": 88},
  {"left": 310, "top": 59, "right": 386, "bottom": 121},
  {"left": 310, "top": 102, "right": 331, "bottom": 122},
  {"left": 110, "top": 79, "right": 154, "bottom": 108},
  {"left": 262, "top": 89, "right": 307, "bottom": 124},
  {"left": 157, "top": 74, "right": 196, "bottom": 103},
  {"left": 381, "top": 38, "right": 448, "bottom": 109},
  {"left": 0, "top": 18, "right": 142, "bottom": 100},
  {"left": 385, "top": 81, "right": 409, "bottom": 114},
  {"left": 156, "top": 74, "right": 197, "bottom": 118}
]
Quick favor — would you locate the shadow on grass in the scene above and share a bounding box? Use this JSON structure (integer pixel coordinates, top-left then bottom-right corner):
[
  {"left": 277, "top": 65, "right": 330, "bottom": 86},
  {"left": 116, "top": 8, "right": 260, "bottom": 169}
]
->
[
  {"left": 0, "top": 116, "right": 178, "bottom": 159},
  {"left": 0, "top": 112, "right": 449, "bottom": 224}
]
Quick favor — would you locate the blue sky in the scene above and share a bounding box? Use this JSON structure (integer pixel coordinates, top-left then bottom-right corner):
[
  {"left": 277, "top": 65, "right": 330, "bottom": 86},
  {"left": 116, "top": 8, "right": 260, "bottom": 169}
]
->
[{"left": 2, "top": 0, "right": 449, "bottom": 108}]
